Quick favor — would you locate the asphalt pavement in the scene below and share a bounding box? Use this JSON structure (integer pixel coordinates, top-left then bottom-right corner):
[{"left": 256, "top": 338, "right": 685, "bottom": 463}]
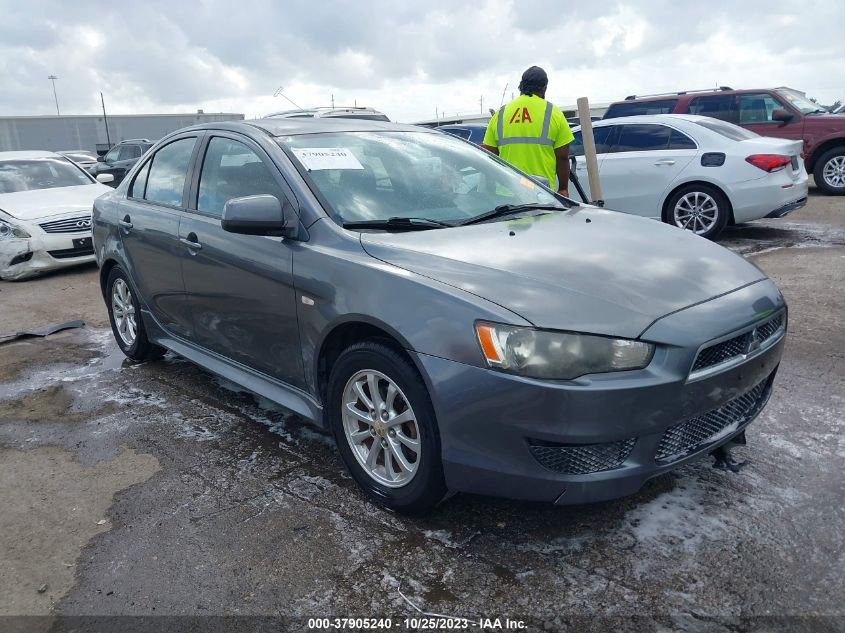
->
[{"left": 0, "top": 188, "right": 843, "bottom": 633}]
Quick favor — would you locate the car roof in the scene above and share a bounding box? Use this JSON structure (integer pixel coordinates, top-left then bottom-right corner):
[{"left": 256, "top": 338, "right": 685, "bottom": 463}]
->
[
  {"left": 588, "top": 114, "right": 710, "bottom": 127},
  {"left": 438, "top": 123, "right": 488, "bottom": 130},
  {"left": 0, "top": 150, "right": 62, "bottom": 160},
  {"left": 610, "top": 87, "right": 788, "bottom": 105},
  {"left": 179, "top": 118, "right": 432, "bottom": 138}
]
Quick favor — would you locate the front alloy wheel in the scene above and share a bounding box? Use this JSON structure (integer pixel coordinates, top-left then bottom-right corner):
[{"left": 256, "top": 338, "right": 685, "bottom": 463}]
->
[
  {"left": 327, "top": 341, "right": 446, "bottom": 514},
  {"left": 821, "top": 154, "right": 845, "bottom": 192},
  {"left": 342, "top": 370, "right": 421, "bottom": 487}
]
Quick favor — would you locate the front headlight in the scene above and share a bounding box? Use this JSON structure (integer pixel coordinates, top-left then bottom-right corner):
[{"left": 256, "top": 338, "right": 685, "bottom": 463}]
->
[
  {"left": 475, "top": 321, "right": 654, "bottom": 380},
  {"left": 0, "top": 212, "right": 31, "bottom": 239}
]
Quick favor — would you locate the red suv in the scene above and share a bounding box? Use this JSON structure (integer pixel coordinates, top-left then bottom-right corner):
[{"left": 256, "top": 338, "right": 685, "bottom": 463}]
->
[{"left": 604, "top": 87, "right": 845, "bottom": 195}]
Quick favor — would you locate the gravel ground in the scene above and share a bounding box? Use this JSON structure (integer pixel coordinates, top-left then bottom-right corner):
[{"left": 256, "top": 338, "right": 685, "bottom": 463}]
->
[{"left": 0, "top": 187, "right": 843, "bottom": 633}]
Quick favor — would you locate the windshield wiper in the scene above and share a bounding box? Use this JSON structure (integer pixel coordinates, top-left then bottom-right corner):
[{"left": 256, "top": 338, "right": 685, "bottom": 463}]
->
[
  {"left": 342, "top": 216, "right": 454, "bottom": 231},
  {"left": 457, "top": 203, "right": 565, "bottom": 226}
]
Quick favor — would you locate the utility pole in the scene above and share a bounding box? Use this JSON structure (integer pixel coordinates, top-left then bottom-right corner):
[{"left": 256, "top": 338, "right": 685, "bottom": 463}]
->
[
  {"left": 480, "top": 95, "right": 483, "bottom": 113},
  {"left": 100, "top": 92, "right": 111, "bottom": 149},
  {"left": 331, "top": 93, "right": 335, "bottom": 108},
  {"left": 500, "top": 82, "right": 508, "bottom": 107},
  {"left": 48, "top": 75, "right": 60, "bottom": 115}
]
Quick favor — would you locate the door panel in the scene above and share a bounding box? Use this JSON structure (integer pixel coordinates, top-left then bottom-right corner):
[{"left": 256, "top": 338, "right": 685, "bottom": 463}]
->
[
  {"left": 180, "top": 135, "right": 304, "bottom": 388},
  {"left": 118, "top": 136, "right": 198, "bottom": 338},
  {"left": 737, "top": 93, "right": 804, "bottom": 142},
  {"left": 599, "top": 124, "right": 697, "bottom": 218}
]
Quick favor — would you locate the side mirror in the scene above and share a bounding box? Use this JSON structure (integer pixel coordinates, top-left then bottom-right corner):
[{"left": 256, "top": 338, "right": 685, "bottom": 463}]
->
[
  {"left": 96, "top": 173, "right": 115, "bottom": 184},
  {"left": 96, "top": 155, "right": 105, "bottom": 163},
  {"left": 222, "top": 194, "right": 297, "bottom": 238},
  {"left": 772, "top": 109, "right": 794, "bottom": 123}
]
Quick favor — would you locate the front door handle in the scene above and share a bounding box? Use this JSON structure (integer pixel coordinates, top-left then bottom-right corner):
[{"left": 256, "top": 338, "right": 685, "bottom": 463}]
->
[
  {"left": 654, "top": 159, "right": 676, "bottom": 166},
  {"left": 119, "top": 215, "right": 133, "bottom": 230},
  {"left": 180, "top": 233, "right": 202, "bottom": 251}
]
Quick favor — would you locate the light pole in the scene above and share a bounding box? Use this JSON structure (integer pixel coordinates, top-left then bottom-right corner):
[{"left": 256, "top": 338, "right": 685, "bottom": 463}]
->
[{"left": 48, "top": 75, "right": 60, "bottom": 115}]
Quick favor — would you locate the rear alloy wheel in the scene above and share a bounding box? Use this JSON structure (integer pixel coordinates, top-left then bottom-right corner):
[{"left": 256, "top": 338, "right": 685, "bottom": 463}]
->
[
  {"left": 328, "top": 341, "right": 446, "bottom": 514},
  {"left": 105, "top": 266, "right": 166, "bottom": 362},
  {"left": 814, "top": 148, "right": 845, "bottom": 195},
  {"left": 665, "top": 184, "right": 729, "bottom": 239}
]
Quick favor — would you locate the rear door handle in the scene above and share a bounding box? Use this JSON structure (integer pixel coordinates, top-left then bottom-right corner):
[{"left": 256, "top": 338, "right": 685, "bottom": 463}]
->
[
  {"left": 654, "top": 159, "right": 676, "bottom": 166},
  {"left": 119, "top": 215, "right": 133, "bottom": 230},
  {"left": 180, "top": 233, "right": 202, "bottom": 251}
]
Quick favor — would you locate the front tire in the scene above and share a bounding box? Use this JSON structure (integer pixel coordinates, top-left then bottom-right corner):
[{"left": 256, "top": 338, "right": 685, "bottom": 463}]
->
[
  {"left": 814, "top": 147, "right": 845, "bottom": 195},
  {"left": 327, "top": 341, "right": 446, "bottom": 514},
  {"left": 664, "top": 184, "right": 729, "bottom": 240},
  {"left": 105, "top": 266, "right": 166, "bottom": 362}
]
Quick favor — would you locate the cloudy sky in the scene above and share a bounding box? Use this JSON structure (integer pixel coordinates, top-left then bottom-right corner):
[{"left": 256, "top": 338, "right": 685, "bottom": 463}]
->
[{"left": 1, "top": 0, "right": 843, "bottom": 122}]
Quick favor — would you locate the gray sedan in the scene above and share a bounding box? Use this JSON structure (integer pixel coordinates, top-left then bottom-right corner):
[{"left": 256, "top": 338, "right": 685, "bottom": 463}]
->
[{"left": 92, "top": 119, "right": 786, "bottom": 514}]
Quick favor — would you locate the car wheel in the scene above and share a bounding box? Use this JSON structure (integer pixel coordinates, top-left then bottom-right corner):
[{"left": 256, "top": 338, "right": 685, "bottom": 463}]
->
[
  {"left": 664, "top": 184, "right": 729, "bottom": 239},
  {"left": 106, "top": 266, "right": 166, "bottom": 362},
  {"left": 813, "top": 147, "right": 845, "bottom": 195},
  {"left": 327, "top": 341, "right": 447, "bottom": 514}
]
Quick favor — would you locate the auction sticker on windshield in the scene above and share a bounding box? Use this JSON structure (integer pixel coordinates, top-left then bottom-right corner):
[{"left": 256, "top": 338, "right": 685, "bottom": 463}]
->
[{"left": 291, "top": 148, "right": 364, "bottom": 171}]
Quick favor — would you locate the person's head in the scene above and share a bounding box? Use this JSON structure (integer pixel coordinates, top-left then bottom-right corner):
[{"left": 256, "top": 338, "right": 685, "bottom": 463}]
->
[{"left": 518, "top": 66, "right": 548, "bottom": 98}]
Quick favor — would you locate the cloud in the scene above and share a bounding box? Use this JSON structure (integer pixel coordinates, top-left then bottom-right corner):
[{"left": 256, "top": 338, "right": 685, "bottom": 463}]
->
[{"left": 0, "top": 0, "right": 842, "bottom": 122}]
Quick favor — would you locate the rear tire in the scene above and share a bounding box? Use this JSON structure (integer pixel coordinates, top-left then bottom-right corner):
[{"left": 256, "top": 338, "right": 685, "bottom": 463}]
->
[
  {"left": 105, "top": 266, "right": 166, "bottom": 362},
  {"left": 813, "top": 147, "right": 845, "bottom": 195},
  {"left": 664, "top": 183, "right": 729, "bottom": 240},
  {"left": 327, "top": 341, "right": 446, "bottom": 514}
]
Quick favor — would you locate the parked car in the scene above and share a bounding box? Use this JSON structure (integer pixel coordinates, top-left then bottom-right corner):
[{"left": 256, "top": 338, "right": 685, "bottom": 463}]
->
[
  {"left": 603, "top": 87, "right": 845, "bottom": 194},
  {"left": 93, "top": 119, "right": 786, "bottom": 513},
  {"left": 437, "top": 123, "right": 488, "bottom": 145},
  {"left": 569, "top": 114, "right": 808, "bottom": 238},
  {"left": 0, "top": 151, "right": 113, "bottom": 280},
  {"left": 88, "top": 139, "right": 154, "bottom": 187},
  {"left": 58, "top": 150, "right": 99, "bottom": 172},
  {"left": 264, "top": 106, "right": 390, "bottom": 122}
]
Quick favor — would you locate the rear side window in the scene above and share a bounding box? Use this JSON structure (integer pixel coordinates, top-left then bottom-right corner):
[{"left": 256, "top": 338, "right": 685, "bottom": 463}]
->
[
  {"left": 604, "top": 99, "right": 678, "bottom": 119},
  {"left": 686, "top": 95, "right": 738, "bottom": 123},
  {"left": 129, "top": 160, "right": 151, "bottom": 198},
  {"left": 143, "top": 137, "right": 196, "bottom": 207},
  {"left": 613, "top": 125, "right": 671, "bottom": 152},
  {"left": 197, "top": 137, "right": 286, "bottom": 217},
  {"left": 669, "top": 129, "right": 697, "bottom": 150},
  {"left": 569, "top": 126, "right": 616, "bottom": 156},
  {"left": 695, "top": 118, "right": 759, "bottom": 141}
]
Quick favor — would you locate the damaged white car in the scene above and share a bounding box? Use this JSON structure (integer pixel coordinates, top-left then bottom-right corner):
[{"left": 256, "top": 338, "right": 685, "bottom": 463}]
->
[{"left": 0, "top": 151, "right": 113, "bottom": 280}]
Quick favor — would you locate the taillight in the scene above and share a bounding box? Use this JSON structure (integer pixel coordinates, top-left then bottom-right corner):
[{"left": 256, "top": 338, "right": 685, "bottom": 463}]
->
[{"left": 745, "top": 154, "right": 791, "bottom": 172}]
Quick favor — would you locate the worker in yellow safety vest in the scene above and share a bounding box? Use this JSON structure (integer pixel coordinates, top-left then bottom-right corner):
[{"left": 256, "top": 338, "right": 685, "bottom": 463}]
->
[{"left": 482, "top": 66, "right": 574, "bottom": 196}]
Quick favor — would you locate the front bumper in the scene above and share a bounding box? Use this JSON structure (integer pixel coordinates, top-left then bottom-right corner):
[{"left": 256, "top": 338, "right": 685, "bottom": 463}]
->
[
  {"left": 0, "top": 231, "right": 95, "bottom": 280},
  {"left": 416, "top": 279, "right": 786, "bottom": 504}
]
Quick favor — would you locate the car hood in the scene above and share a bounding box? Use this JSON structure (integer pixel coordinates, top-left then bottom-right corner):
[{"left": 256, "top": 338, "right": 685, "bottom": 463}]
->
[
  {"left": 0, "top": 184, "right": 111, "bottom": 221},
  {"left": 359, "top": 207, "right": 767, "bottom": 339}
]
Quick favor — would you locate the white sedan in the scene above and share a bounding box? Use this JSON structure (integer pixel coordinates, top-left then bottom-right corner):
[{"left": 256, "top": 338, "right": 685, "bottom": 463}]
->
[
  {"left": 0, "top": 151, "right": 114, "bottom": 280},
  {"left": 570, "top": 114, "right": 808, "bottom": 239}
]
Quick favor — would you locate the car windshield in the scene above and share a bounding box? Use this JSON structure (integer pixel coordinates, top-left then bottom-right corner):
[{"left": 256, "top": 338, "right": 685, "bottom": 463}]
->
[
  {"left": 775, "top": 88, "right": 827, "bottom": 115},
  {"left": 278, "top": 131, "right": 566, "bottom": 226},
  {"left": 62, "top": 151, "right": 97, "bottom": 162},
  {"left": 0, "top": 157, "right": 94, "bottom": 193}
]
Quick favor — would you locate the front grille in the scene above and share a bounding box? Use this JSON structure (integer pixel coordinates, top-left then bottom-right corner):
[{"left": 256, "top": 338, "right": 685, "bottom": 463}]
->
[
  {"left": 655, "top": 376, "right": 770, "bottom": 462},
  {"left": 528, "top": 438, "right": 636, "bottom": 475},
  {"left": 47, "top": 246, "right": 94, "bottom": 259},
  {"left": 691, "top": 312, "right": 785, "bottom": 374},
  {"left": 39, "top": 216, "right": 92, "bottom": 234}
]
